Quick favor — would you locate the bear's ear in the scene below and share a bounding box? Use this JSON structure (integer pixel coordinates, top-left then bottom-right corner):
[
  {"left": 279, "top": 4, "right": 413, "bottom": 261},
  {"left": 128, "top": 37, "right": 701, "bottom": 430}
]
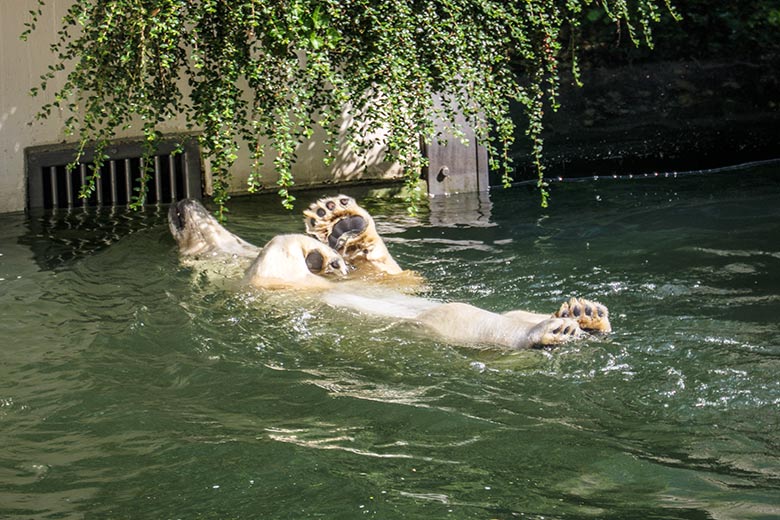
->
[{"left": 305, "top": 250, "right": 325, "bottom": 273}]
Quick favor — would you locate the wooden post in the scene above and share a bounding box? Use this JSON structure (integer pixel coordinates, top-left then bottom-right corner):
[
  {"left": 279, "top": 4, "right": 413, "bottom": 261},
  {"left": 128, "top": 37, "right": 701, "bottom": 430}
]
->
[{"left": 422, "top": 95, "right": 489, "bottom": 196}]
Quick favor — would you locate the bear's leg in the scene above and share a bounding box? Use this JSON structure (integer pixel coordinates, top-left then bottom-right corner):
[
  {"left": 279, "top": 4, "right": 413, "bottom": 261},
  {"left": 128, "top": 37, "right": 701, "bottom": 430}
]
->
[
  {"left": 303, "top": 195, "right": 402, "bottom": 275},
  {"left": 554, "top": 297, "right": 611, "bottom": 333},
  {"left": 243, "top": 234, "right": 348, "bottom": 290},
  {"left": 502, "top": 309, "right": 553, "bottom": 325},
  {"left": 415, "top": 302, "right": 582, "bottom": 349}
]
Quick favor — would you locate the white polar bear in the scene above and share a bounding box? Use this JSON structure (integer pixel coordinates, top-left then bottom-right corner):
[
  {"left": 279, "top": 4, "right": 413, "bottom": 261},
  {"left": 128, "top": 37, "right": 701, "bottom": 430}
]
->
[{"left": 168, "top": 197, "right": 611, "bottom": 349}]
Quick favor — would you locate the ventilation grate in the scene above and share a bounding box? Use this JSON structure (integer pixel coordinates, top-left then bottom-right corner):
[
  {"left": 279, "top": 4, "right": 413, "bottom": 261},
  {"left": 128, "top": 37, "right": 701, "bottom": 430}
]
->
[{"left": 26, "top": 137, "right": 202, "bottom": 210}]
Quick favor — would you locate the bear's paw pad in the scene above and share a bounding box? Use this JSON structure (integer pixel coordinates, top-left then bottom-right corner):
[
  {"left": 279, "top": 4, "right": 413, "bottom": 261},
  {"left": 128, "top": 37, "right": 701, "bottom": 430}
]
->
[
  {"left": 304, "top": 195, "right": 373, "bottom": 252},
  {"left": 554, "top": 297, "right": 611, "bottom": 333}
]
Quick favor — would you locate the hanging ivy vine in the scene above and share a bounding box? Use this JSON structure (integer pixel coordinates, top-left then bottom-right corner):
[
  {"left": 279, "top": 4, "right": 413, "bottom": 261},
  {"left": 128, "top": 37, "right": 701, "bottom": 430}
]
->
[{"left": 22, "top": 0, "right": 676, "bottom": 217}]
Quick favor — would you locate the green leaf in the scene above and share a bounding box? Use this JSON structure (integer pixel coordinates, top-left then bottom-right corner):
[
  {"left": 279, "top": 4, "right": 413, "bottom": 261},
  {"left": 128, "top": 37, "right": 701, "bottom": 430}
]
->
[{"left": 20, "top": 0, "right": 677, "bottom": 213}]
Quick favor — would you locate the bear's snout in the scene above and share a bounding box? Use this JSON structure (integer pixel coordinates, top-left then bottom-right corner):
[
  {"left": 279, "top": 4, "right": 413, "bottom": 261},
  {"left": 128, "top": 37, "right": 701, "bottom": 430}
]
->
[{"left": 169, "top": 200, "right": 192, "bottom": 231}]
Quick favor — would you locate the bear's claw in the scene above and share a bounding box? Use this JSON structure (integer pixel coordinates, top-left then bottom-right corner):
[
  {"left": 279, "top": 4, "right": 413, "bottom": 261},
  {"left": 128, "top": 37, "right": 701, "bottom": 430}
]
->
[{"left": 554, "top": 297, "right": 611, "bottom": 333}]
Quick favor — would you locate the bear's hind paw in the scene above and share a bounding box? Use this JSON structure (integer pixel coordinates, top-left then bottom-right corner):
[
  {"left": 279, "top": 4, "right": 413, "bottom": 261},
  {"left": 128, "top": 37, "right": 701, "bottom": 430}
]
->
[
  {"left": 528, "top": 317, "right": 583, "bottom": 348},
  {"left": 554, "top": 297, "right": 611, "bottom": 333}
]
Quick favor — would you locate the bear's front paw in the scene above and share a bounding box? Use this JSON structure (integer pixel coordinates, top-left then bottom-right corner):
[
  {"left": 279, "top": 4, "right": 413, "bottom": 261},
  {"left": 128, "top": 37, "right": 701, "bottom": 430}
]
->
[
  {"left": 528, "top": 317, "right": 583, "bottom": 348},
  {"left": 303, "top": 195, "right": 403, "bottom": 276},
  {"left": 304, "top": 195, "right": 372, "bottom": 252},
  {"left": 554, "top": 297, "right": 611, "bottom": 333}
]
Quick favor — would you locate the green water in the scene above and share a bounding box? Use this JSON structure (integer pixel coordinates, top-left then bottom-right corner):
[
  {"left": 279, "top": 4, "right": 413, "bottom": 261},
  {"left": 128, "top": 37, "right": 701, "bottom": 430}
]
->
[{"left": 1, "top": 164, "right": 779, "bottom": 519}]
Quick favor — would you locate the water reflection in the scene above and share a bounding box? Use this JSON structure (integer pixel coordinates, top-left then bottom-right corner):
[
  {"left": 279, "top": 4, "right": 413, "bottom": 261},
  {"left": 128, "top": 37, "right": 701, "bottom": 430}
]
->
[
  {"left": 20, "top": 205, "right": 167, "bottom": 270},
  {"left": 428, "top": 190, "right": 494, "bottom": 227}
]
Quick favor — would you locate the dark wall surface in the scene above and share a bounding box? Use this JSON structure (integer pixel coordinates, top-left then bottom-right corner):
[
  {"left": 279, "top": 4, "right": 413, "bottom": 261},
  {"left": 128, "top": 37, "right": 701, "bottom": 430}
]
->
[{"left": 505, "top": 2, "right": 780, "bottom": 182}]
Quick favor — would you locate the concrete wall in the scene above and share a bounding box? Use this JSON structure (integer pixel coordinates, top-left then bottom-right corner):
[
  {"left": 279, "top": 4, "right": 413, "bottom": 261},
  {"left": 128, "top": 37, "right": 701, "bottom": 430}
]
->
[
  {"left": 1, "top": 0, "right": 67, "bottom": 214},
  {"left": 0, "top": 0, "right": 402, "bottom": 214}
]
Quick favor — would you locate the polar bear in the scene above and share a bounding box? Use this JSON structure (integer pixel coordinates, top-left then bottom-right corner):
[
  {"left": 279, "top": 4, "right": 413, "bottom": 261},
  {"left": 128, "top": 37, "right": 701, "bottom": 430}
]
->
[
  {"left": 168, "top": 197, "right": 611, "bottom": 349},
  {"left": 168, "top": 198, "right": 348, "bottom": 289}
]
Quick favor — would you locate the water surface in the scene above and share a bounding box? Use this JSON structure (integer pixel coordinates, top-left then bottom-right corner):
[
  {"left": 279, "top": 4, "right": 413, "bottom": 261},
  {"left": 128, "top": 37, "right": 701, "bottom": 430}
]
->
[{"left": 1, "top": 163, "right": 779, "bottom": 519}]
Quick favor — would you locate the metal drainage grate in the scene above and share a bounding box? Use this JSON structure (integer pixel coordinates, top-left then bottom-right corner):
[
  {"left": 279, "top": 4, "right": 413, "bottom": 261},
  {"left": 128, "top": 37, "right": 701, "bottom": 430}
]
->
[{"left": 26, "top": 138, "right": 202, "bottom": 210}]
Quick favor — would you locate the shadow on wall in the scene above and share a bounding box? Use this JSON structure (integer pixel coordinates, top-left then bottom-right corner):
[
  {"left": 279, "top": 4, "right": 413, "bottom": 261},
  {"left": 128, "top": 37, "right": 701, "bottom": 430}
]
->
[
  {"left": 226, "top": 106, "right": 404, "bottom": 196},
  {"left": 293, "top": 108, "right": 403, "bottom": 188}
]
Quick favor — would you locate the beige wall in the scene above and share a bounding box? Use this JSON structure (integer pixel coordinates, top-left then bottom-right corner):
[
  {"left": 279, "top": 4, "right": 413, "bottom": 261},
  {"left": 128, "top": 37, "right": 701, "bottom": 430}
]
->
[
  {"left": 0, "top": 0, "right": 401, "bottom": 214},
  {"left": 1, "top": 0, "right": 66, "bottom": 213}
]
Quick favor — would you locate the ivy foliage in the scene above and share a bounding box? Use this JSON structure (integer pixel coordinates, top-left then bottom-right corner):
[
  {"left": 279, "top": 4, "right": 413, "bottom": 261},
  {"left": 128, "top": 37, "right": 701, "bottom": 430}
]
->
[{"left": 23, "top": 0, "right": 675, "bottom": 217}]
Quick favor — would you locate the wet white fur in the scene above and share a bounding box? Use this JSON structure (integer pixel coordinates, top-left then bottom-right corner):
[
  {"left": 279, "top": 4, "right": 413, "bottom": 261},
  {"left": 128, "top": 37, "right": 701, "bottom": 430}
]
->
[
  {"left": 169, "top": 199, "right": 584, "bottom": 349},
  {"left": 244, "top": 234, "right": 347, "bottom": 290}
]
